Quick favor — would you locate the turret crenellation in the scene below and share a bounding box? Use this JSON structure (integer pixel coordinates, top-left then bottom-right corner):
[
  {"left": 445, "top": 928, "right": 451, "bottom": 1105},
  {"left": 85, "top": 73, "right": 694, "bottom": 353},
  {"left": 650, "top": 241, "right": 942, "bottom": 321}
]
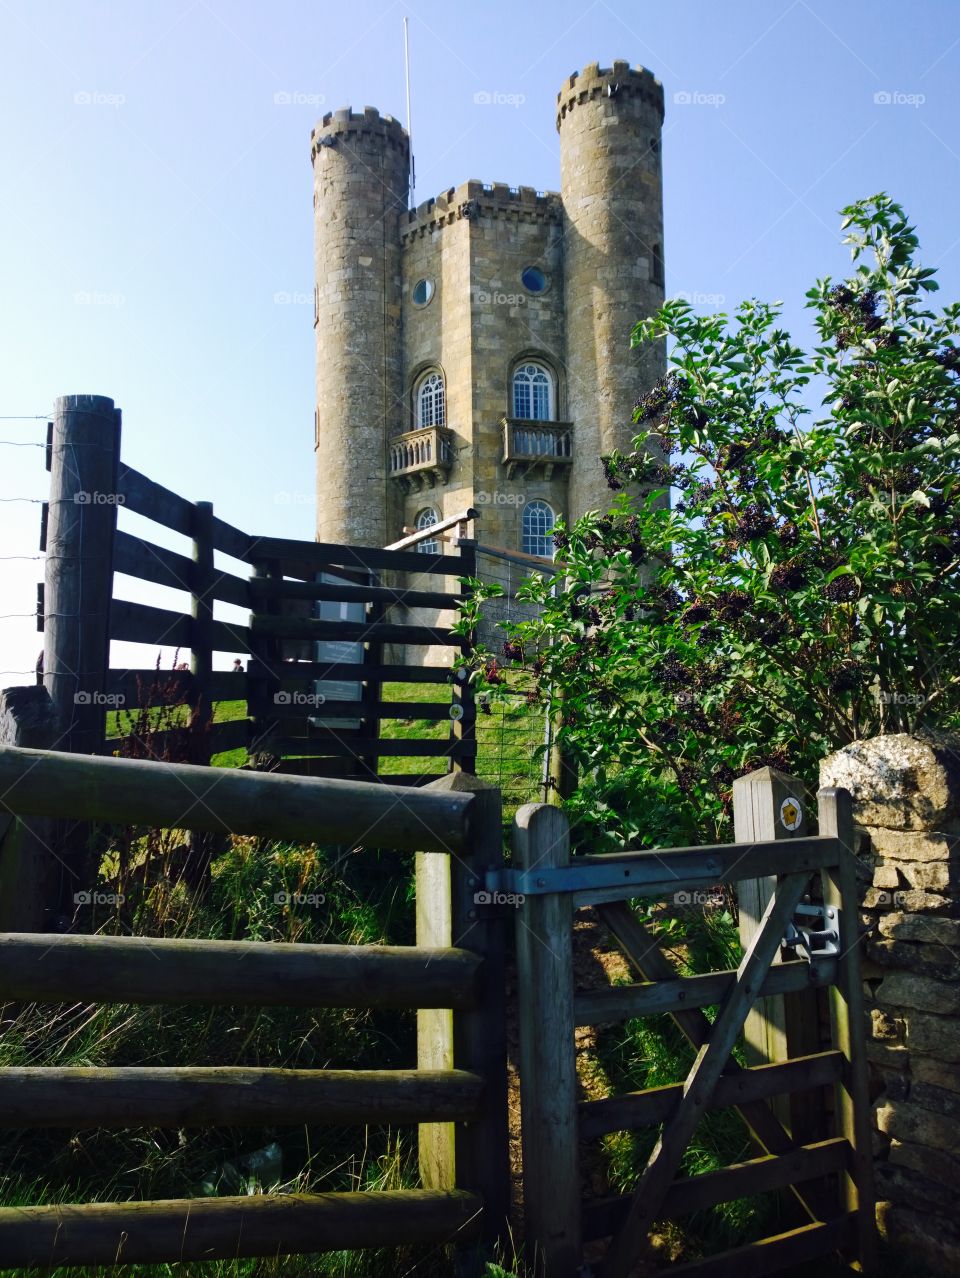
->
[
  {"left": 399, "top": 179, "right": 562, "bottom": 243},
  {"left": 310, "top": 106, "right": 409, "bottom": 162},
  {"left": 556, "top": 61, "right": 664, "bottom": 130}
]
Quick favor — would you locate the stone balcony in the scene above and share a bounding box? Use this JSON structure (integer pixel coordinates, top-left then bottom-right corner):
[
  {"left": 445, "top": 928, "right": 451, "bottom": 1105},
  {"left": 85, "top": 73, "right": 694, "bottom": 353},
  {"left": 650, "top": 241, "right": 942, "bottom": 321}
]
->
[
  {"left": 388, "top": 426, "right": 453, "bottom": 491},
  {"left": 500, "top": 417, "right": 574, "bottom": 479}
]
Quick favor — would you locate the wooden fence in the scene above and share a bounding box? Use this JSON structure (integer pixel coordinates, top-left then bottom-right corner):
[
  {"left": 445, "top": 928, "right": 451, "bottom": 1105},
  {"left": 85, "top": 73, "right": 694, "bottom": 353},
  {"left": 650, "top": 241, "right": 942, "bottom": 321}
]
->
[
  {"left": 509, "top": 770, "right": 877, "bottom": 1277},
  {"left": 39, "top": 394, "right": 475, "bottom": 779},
  {"left": 0, "top": 745, "right": 508, "bottom": 1270}
]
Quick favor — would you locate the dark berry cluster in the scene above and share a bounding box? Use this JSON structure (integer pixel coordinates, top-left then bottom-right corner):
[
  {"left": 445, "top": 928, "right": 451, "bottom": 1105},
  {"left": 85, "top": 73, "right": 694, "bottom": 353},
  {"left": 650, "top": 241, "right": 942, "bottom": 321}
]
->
[
  {"left": 777, "top": 521, "right": 800, "bottom": 548},
  {"left": 636, "top": 371, "right": 687, "bottom": 425},
  {"left": 602, "top": 456, "right": 624, "bottom": 491},
  {"left": 713, "top": 590, "right": 751, "bottom": 622},
  {"left": 828, "top": 284, "right": 883, "bottom": 336},
  {"left": 652, "top": 654, "right": 689, "bottom": 689},
  {"left": 822, "top": 574, "right": 861, "bottom": 603},
  {"left": 770, "top": 561, "right": 806, "bottom": 591},
  {"left": 732, "top": 504, "right": 776, "bottom": 543},
  {"left": 501, "top": 640, "right": 523, "bottom": 663},
  {"left": 828, "top": 661, "right": 863, "bottom": 694},
  {"left": 681, "top": 599, "right": 712, "bottom": 625},
  {"left": 716, "top": 698, "right": 743, "bottom": 734},
  {"left": 646, "top": 586, "right": 683, "bottom": 617}
]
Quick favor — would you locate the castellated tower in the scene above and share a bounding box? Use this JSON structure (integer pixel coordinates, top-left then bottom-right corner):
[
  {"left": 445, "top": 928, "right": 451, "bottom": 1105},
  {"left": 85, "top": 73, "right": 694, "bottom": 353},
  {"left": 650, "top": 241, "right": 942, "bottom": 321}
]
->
[
  {"left": 312, "top": 61, "right": 664, "bottom": 572},
  {"left": 311, "top": 108, "right": 409, "bottom": 545},
  {"left": 559, "top": 62, "right": 666, "bottom": 517}
]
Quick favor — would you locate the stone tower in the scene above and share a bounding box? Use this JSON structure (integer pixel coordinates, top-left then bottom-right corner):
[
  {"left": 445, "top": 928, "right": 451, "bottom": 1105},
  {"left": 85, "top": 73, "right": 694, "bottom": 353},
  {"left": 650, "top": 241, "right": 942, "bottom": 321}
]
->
[
  {"left": 558, "top": 62, "right": 665, "bottom": 517},
  {"left": 311, "top": 108, "right": 409, "bottom": 545},
  {"left": 311, "top": 62, "right": 664, "bottom": 557}
]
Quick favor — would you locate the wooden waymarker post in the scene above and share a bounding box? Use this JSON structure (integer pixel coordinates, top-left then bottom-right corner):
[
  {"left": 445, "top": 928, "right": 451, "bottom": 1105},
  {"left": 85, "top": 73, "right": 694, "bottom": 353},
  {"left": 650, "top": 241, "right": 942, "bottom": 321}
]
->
[{"left": 734, "top": 766, "right": 823, "bottom": 1141}]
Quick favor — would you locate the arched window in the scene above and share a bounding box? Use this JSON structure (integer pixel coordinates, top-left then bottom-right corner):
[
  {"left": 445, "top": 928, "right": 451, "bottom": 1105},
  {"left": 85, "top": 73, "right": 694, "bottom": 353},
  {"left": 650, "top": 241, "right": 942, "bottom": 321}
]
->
[
  {"left": 522, "top": 500, "right": 555, "bottom": 559},
  {"left": 416, "top": 370, "right": 445, "bottom": 428},
  {"left": 512, "top": 362, "right": 554, "bottom": 421},
  {"left": 415, "top": 507, "right": 439, "bottom": 555}
]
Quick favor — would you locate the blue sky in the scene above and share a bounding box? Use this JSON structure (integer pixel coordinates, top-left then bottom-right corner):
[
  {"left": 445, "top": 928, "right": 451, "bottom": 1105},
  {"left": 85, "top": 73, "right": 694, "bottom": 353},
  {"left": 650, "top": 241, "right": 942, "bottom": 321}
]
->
[{"left": 1, "top": 0, "right": 958, "bottom": 677}]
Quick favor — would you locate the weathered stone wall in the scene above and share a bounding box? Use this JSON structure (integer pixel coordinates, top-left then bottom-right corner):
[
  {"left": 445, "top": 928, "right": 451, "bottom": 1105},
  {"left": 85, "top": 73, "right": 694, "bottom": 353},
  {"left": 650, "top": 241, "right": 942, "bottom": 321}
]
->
[{"left": 820, "top": 733, "right": 960, "bottom": 1274}]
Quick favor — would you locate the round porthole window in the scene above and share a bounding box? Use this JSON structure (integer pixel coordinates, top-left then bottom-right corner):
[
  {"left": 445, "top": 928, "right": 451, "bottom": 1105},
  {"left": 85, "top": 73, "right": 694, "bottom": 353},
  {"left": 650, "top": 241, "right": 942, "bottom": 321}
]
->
[
  {"left": 412, "top": 278, "right": 435, "bottom": 307},
  {"left": 521, "top": 265, "right": 548, "bottom": 294}
]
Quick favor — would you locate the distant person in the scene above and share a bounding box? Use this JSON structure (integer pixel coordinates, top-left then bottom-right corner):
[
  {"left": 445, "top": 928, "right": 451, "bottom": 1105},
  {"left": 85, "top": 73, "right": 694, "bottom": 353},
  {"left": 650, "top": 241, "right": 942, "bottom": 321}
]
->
[{"left": 232, "top": 658, "right": 243, "bottom": 673}]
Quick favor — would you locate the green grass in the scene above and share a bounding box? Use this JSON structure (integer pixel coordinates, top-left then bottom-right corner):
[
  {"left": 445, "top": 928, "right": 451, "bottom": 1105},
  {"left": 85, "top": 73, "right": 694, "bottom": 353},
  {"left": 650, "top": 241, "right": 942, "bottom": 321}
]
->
[
  {"left": 107, "top": 677, "right": 545, "bottom": 816},
  {"left": 593, "top": 902, "right": 784, "bottom": 1258},
  {"left": 376, "top": 680, "right": 544, "bottom": 819}
]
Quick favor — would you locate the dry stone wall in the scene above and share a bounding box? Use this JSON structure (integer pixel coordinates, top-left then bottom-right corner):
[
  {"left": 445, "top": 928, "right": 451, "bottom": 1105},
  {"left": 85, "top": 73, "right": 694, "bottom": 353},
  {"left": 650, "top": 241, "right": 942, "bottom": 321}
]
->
[{"left": 820, "top": 732, "right": 960, "bottom": 1274}]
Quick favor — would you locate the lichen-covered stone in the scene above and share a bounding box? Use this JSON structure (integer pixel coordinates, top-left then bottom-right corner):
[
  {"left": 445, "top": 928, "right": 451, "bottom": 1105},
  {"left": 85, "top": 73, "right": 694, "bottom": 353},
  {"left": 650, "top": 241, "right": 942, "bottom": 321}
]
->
[
  {"left": 820, "top": 733, "right": 960, "bottom": 830},
  {"left": 879, "top": 1203, "right": 960, "bottom": 1275},
  {"left": 877, "top": 971, "right": 960, "bottom": 1015},
  {"left": 910, "top": 1056, "right": 960, "bottom": 1092},
  {"left": 869, "top": 828, "right": 960, "bottom": 862},
  {"left": 878, "top": 912, "right": 960, "bottom": 943},
  {"left": 865, "top": 886, "right": 950, "bottom": 913},
  {"left": 874, "top": 1098, "right": 960, "bottom": 1155},
  {"left": 867, "top": 938, "right": 960, "bottom": 981},
  {"left": 873, "top": 864, "right": 901, "bottom": 889},
  {"left": 905, "top": 1010, "right": 960, "bottom": 1062}
]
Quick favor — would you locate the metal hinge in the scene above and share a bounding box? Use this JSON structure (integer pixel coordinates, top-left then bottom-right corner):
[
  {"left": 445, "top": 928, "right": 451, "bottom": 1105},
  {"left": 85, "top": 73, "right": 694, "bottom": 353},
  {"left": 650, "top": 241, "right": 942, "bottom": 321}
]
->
[{"left": 783, "top": 902, "right": 840, "bottom": 963}]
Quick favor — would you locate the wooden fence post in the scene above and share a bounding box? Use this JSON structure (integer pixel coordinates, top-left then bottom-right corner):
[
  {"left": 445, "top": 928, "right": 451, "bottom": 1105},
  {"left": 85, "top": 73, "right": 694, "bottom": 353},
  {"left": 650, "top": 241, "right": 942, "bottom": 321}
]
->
[
  {"left": 43, "top": 394, "right": 121, "bottom": 755},
  {"left": 190, "top": 501, "right": 215, "bottom": 765},
  {"left": 734, "top": 766, "right": 823, "bottom": 1142},
  {"left": 452, "top": 537, "right": 477, "bottom": 776},
  {"left": 247, "top": 558, "right": 282, "bottom": 761},
  {"left": 416, "top": 773, "right": 509, "bottom": 1269},
  {"left": 513, "top": 802, "right": 580, "bottom": 1278},
  {"left": 818, "top": 786, "right": 878, "bottom": 1273},
  {"left": 0, "top": 686, "right": 58, "bottom": 930}
]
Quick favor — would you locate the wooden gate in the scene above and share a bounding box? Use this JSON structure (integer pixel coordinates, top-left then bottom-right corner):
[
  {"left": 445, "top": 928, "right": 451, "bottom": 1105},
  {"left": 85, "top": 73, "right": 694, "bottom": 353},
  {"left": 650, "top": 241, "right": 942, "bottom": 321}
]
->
[
  {"left": 40, "top": 394, "right": 476, "bottom": 780},
  {"left": 509, "top": 777, "right": 876, "bottom": 1277}
]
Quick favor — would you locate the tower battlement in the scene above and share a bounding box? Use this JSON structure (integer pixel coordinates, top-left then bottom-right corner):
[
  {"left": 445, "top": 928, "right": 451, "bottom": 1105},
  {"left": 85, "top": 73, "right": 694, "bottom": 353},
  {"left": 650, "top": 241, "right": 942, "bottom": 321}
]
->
[
  {"left": 310, "top": 106, "right": 409, "bottom": 162},
  {"left": 312, "top": 56, "right": 666, "bottom": 560},
  {"left": 556, "top": 61, "right": 664, "bottom": 129},
  {"left": 400, "top": 179, "right": 562, "bottom": 243}
]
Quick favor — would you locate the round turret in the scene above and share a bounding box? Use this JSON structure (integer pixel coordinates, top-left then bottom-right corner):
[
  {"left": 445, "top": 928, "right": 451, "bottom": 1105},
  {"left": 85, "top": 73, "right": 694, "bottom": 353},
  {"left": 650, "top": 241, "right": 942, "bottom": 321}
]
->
[
  {"left": 558, "top": 62, "right": 666, "bottom": 518},
  {"left": 312, "top": 107, "right": 409, "bottom": 545}
]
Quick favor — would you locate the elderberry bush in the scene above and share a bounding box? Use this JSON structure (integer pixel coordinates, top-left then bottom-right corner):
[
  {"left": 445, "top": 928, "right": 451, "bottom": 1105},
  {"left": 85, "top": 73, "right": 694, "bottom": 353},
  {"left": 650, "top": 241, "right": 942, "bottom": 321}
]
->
[{"left": 468, "top": 195, "right": 960, "bottom": 852}]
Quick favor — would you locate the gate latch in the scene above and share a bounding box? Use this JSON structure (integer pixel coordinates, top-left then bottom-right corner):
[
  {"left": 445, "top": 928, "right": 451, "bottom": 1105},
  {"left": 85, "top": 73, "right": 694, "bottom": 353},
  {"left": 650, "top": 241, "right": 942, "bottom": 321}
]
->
[{"left": 783, "top": 902, "right": 840, "bottom": 963}]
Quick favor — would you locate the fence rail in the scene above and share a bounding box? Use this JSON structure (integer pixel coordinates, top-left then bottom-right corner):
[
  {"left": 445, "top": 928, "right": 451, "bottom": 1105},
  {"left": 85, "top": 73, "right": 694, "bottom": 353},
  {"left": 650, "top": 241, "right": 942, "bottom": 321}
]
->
[
  {"left": 39, "top": 394, "right": 477, "bottom": 779},
  {"left": 0, "top": 1190, "right": 482, "bottom": 1269},
  {"left": 0, "top": 744, "right": 509, "bottom": 1271}
]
